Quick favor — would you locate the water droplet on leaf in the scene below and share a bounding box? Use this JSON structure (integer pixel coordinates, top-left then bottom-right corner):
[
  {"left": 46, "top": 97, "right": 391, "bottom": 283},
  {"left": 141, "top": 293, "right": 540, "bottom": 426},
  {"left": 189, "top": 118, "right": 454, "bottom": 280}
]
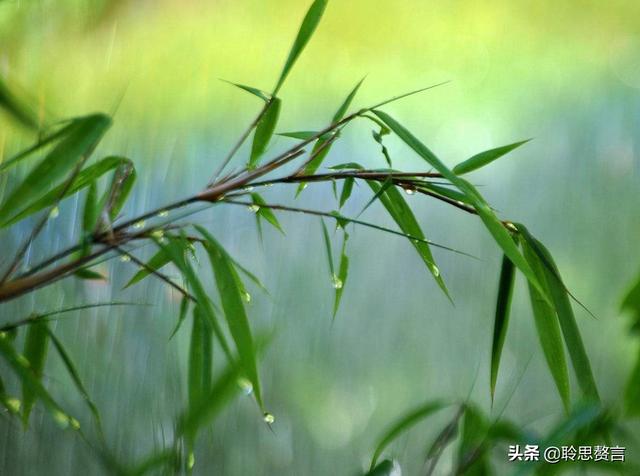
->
[
  {"left": 404, "top": 187, "right": 416, "bottom": 195},
  {"left": 187, "top": 452, "right": 195, "bottom": 469},
  {"left": 119, "top": 255, "right": 131, "bottom": 262},
  {"left": 237, "top": 377, "right": 253, "bottom": 395},
  {"left": 247, "top": 204, "right": 260, "bottom": 213},
  {"left": 331, "top": 274, "right": 343, "bottom": 289},
  {"left": 263, "top": 412, "right": 275, "bottom": 424},
  {"left": 6, "top": 398, "right": 20, "bottom": 413},
  {"left": 133, "top": 220, "right": 145, "bottom": 229},
  {"left": 158, "top": 210, "right": 169, "bottom": 218},
  {"left": 49, "top": 207, "right": 59, "bottom": 219}
]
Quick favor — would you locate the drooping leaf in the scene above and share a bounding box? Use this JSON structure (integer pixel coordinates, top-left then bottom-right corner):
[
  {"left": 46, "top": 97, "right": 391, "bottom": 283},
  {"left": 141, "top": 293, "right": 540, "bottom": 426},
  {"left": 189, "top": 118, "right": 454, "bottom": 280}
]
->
[
  {"left": 0, "top": 76, "right": 37, "bottom": 129},
  {"left": 333, "top": 232, "right": 349, "bottom": 318},
  {"left": 277, "top": 130, "right": 330, "bottom": 141},
  {"left": 452, "top": 139, "right": 531, "bottom": 175},
  {"left": 169, "top": 296, "right": 190, "bottom": 341},
  {"left": 188, "top": 306, "right": 213, "bottom": 410},
  {"left": 320, "top": 218, "right": 335, "bottom": 279},
  {"left": 424, "top": 406, "right": 464, "bottom": 473},
  {"left": 0, "top": 334, "right": 67, "bottom": 425},
  {"left": 364, "top": 460, "right": 397, "bottom": 476},
  {"left": 522, "top": 239, "right": 571, "bottom": 412},
  {"left": 518, "top": 224, "right": 600, "bottom": 402},
  {"left": 104, "top": 160, "right": 136, "bottom": 221},
  {"left": 456, "top": 404, "right": 490, "bottom": 475},
  {"left": 359, "top": 177, "right": 393, "bottom": 216},
  {"left": 2, "top": 155, "right": 129, "bottom": 227},
  {"left": 367, "top": 181, "right": 450, "bottom": 299},
  {"left": 46, "top": 329, "right": 101, "bottom": 428},
  {"left": 621, "top": 268, "right": 640, "bottom": 333},
  {"left": 0, "top": 114, "right": 111, "bottom": 225},
  {"left": 490, "top": 252, "right": 517, "bottom": 402},
  {"left": 196, "top": 228, "right": 264, "bottom": 411},
  {"left": 273, "top": 0, "right": 329, "bottom": 94},
  {"left": 82, "top": 179, "right": 99, "bottom": 237},
  {"left": 373, "top": 109, "right": 546, "bottom": 301},
  {"left": 338, "top": 177, "right": 355, "bottom": 208},
  {"left": 370, "top": 400, "right": 446, "bottom": 470},
  {"left": 124, "top": 248, "right": 172, "bottom": 289},
  {"left": 248, "top": 98, "right": 281, "bottom": 168},
  {"left": 221, "top": 80, "right": 270, "bottom": 102},
  {"left": 251, "top": 193, "right": 284, "bottom": 235},
  {"left": 21, "top": 318, "right": 50, "bottom": 425},
  {"left": 372, "top": 125, "right": 392, "bottom": 167}
]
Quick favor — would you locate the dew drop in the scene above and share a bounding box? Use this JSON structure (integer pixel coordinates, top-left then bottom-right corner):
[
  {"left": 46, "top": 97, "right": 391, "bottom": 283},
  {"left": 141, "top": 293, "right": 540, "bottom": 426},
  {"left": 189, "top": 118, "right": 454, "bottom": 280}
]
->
[
  {"left": 247, "top": 204, "right": 260, "bottom": 213},
  {"left": 242, "top": 291, "right": 252, "bottom": 303},
  {"left": 237, "top": 377, "right": 253, "bottom": 395},
  {"left": 133, "top": 220, "right": 145, "bottom": 229},
  {"left": 158, "top": 210, "right": 169, "bottom": 218},
  {"left": 151, "top": 229, "right": 164, "bottom": 239},
  {"left": 70, "top": 417, "right": 80, "bottom": 430},
  {"left": 6, "top": 398, "right": 20, "bottom": 413},
  {"left": 187, "top": 452, "right": 195, "bottom": 470},
  {"left": 263, "top": 412, "right": 275, "bottom": 424},
  {"left": 0, "top": 331, "right": 6, "bottom": 340},
  {"left": 17, "top": 354, "right": 30, "bottom": 367},
  {"left": 243, "top": 186, "right": 254, "bottom": 192},
  {"left": 431, "top": 265, "right": 440, "bottom": 277},
  {"left": 300, "top": 183, "right": 308, "bottom": 191},
  {"left": 49, "top": 206, "right": 60, "bottom": 219},
  {"left": 119, "top": 255, "right": 131, "bottom": 263},
  {"left": 404, "top": 187, "right": 416, "bottom": 195},
  {"left": 331, "top": 273, "right": 343, "bottom": 290},
  {"left": 53, "top": 410, "right": 70, "bottom": 429}
]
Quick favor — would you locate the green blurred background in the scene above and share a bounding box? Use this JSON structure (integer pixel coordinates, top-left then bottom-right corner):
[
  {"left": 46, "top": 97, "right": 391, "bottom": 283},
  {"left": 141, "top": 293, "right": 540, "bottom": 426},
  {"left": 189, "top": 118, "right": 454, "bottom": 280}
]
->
[{"left": 1, "top": 0, "right": 639, "bottom": 474}]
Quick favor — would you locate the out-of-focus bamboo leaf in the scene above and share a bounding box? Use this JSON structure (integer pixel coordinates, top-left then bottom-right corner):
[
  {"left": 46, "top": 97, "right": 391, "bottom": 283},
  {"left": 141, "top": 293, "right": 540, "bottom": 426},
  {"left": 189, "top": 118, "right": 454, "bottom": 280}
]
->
[
  {"left": 0, "top": 114, "right": 111, "bottom": 225},
  {"left": 46, "top": 329, "right": 101, "bottom": 428},
  {"left": 522, "top": 240, "right": 571, "bottom": 412},
  {"left": 273, "top": 0, "right": 329, "bottom": 94},
  {"left": 425, "top": 406, "right": 464, "bottom": 474},
  {"left": 169, "top": 296, "right": 190, "bottom": 341},
  {"left": 154, "top": 235, "right": 233, "bottom": 361},
  {"left": 249, "top": 98, "right": 281, "bottom": 168},
  {"left": 518, "top": 224, "right": 600, "bottom": 403},
  {"left": 452, "top": 139, "right": 531, "bottom": 175},
  {"left": 490, "top": 252, "right": 517, "bottom": 402},
  {"left": 624, "top": 350, "right": 640, "bottom": 417},
  {"left": 0, "top": 76, "right": 37, "bottom": 129},
  {"left": 73, "top": 268, "right": 107, "bottom": 281},
  {"left": 333, "top": 232, "right": 349, "bottom": 318},
  {"left": 251, "top": 193, "right": 284, "bottom": 235},
  {"left": 621, "top": 268, "right": 640, "bottom": 333},
  {"left": 338, "top": 177, "right": 354, "bottom": 208},
  {"left": 222, "top": 80, "right": 270, "bottom": 102},
  {"left": 22, "top": 318, "right": 50, "bottom": 425},
  {"left": 456, "top": 404, "right": 490, "bottom": 476},
  {"left": 320, "top": 219, "right": 335, "bottom": 278},
  {"left": 196, "top": 228, "right": 264, "bottom": 411},
  {"left": 188, "top": 306, "right": 212, "bottom": 411},
  {"left": 2, "top": 155, "right": 129, "bottom": 227},
  {"left": 364, "top": 460, "right": 397, "bottom": 476},
  {"left": 373, "top": 109, "right": 547, "bottom": 302},
  {"left": 104, "top": 160, "right": 136, "bottom": 221},
  {"left": 0, "top": 334, "right": 67, "bottom": 425},
  {"left": 370, "top": 400, "right": 446, "bottom": 470},
  {"left": 277, "top": 130, "right": 330, "bottom": 141},
  {"left": 179, "top": 363, "right": 239, "bottom": 440},
  {"left": 124, "top": 248, "right": 172, "bottom": 289},
  {"left": 83, "top": 180, "right": 99, "bottom": 236},
  {"left": 329, "top": 162, "right": 364, "bottom": 170},
  {"left": 367, "top": 181, "right": 450, "bottom": 299}
]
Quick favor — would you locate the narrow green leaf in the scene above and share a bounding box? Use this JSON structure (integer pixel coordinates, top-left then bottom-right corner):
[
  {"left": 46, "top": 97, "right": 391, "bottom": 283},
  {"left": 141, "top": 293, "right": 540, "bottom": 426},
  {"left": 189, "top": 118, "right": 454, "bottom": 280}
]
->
[
  {"left": 518, "top": 224, "right": 600, "bottom": 402},
  {"left": 105, "top": 160, "right": 136, "bottom": 221},
  {"left": 0, "top": 76, "right": 37, "bottom": 129},
  {"left": 0, "top": 334, "right": 66, "bottom": 424},
  {"left": 273, "top": 0, "right": 329, "bottom": 94},
  {"left": 248, "top": 98, "right": 281, "bottom": 168},
  {"left": 457, "top": 404, "right": 490, "bottom": 475},
  {"left": 364, "top": 460, "right": 396, "bottom": 476},
  {"left": 277, "top": 130, "right": 329, "bottom": 141},
  {"left": 82, "top": 179, "right": 99, "bottom": 236},
  {"left": 196, "top": 228, "right": 264, "bottom": 411},
  {"left": 359, "top": 177, "right": 392, "bottom": 216},
  {"left": 333, "top": 232, "right": 349, "bottom": 318},
  {"left": 331, "top": 76, "right": 365, "bottom": 123},
  {"left": 453, "top": 139, "right": 531, "bottom": 175},
  {"left": 490, "top": 252, "right": 517, "bottom": 402},
  {"left": 0, "top": 114, "right": 111, "bottom": 225},
  {"left": 169, "top": 296, "right": 190, "bottom": 341},
  {"left": 621, "top": 267, "right": 640, "bottom": 333},
  {"left": 367, "top": 181, "right": 450, "bottom": 300},
  {"left": 339, "top": 177, "right": 354, "bottom": 208},
  {"left": 46, "top": 329, "right": 101, "bottom": 428},
  {"left": 419, "top": 182, "right": 471, "bottom": 205},
  {"left": 370, "top": 400, "right": 446, "bottom": 470},
  {"left": 188, "top": 305, "right": 213, "bottom": 410},
  {"left": 124, "top": 248, "right": 172, "bottom": 289},
  {"left": 624, "top": 348, "right": 640, "bottom": 417},
  {"left": 73, "top": 268, "right": 107, "bottom": 281},
  {"left": 222, "top": 80, "right": 270, "bottom": 102},
  {"left": 372, "top": 126, "right": 392, "bottom": 167},
  {"left": 373, "top": 109, "right": 546, "bottom": 301},
  {"left": 320, "top": 219, "right": 335, "bottom": 277},
  {"left": 252, "top": 193, "right": 284, "bottom": 234},
  {"left": 329, "top": 162, "right": 364, "bottom": 170},
  {"left": 522, "top": 240, "right": 571, "bottom": 412},
  {"left": 2, "top": 156, "right": 128, "bottom": 227},
  {"left": 22, "top": 318, "right": 50, "bottom": 425}
]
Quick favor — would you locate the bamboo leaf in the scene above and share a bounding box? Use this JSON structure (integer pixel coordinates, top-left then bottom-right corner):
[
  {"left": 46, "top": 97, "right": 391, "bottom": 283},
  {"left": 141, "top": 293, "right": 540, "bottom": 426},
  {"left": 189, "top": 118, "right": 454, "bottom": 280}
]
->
[
  {"left": 419, "top": 182, "right": 471, "bottom": 205},
  {"left": 320, "top": 219, "right": 335, "bottom": 278},
  {"left": 73, "top": 268, "right": 107, "bottom": 281},
  {"left": 277, "top": 130, "right": 330, "bottom": 141},
  {"left": 2, "top": 156, "right": 129, "bottom": 227},
  {"left": 367, "top": 181, "right": 450, "bottom": 300},
  {"left": 104, "top": 160, "right": 136, "bottom": 221},
  {"left": 372, "top": 109, "right": 546, "bottom": 301},
  {"left": 333, "top": 232, "right": 349, "bottom": 318},
  {"left": 457, "top": 404, "right": 490, "bottom": 475},
  {"left": 0, "top": 76, "right": 37, "bottom": 129},
  {"left": 370, "top": 400, "right": 446, "bottom": 470},
  {"left": 624, "top": 349, "right": 640, "bottom": 417},
  {"left": 169, "top": 296, "right": 190, "bottom": 341},
  {"left": 21, "top": 318, "right": 50, "bottom": 425},
  {"left": 372, "top": 126, "right": 392, "bottom": 167},
  {"left": 359, "top": 177, "right": 392, "bottom": 216},
  {"left": 522, "top": 239, "right": 571, "bottom": 412},
  {"left": 364, "top": 460, "right": 396, "bottom": 476},
  {"left": 249, "top": 98, "right": 281, "bottom": 168},
  {"left": 196, "top": 228, "right": 264, "bottom": 411},
  {"left": 0, "top": 114, "right": 111, "bottom": 225},
  {"left": 188, "top": 305, "right": 213, "bottom": 411},
  {"left": 339, "top": 177, "right": 354, "bottom": 208},
  {"left": 331, "top": 76, "right": 365, "bottom": 123},
  {"left": 621, "top": 268, "right": 640, "bottom": 333},
  {"left": 252, "top": 193, "right": 284, "bottom": 234},
  {"left": 518, "top": 224, "right": 600, "bottom": 402},
  {"left": 452, "top": 139, "right": 531, "bottom": 175},
  {"left": 82, "top": 179, "right": 99, "bottom": 236},
  {"left": 221, "top": 80, "right": 270, "bottom": 102},
  {"left": 273, "top": 0, "right": 329, "bottom": 94},
  {"left": 490, "top": 252, "right": 517, "bottom": 402},
  {"left": 124, "top": 248, "right": 172, "bottom": 289}
]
